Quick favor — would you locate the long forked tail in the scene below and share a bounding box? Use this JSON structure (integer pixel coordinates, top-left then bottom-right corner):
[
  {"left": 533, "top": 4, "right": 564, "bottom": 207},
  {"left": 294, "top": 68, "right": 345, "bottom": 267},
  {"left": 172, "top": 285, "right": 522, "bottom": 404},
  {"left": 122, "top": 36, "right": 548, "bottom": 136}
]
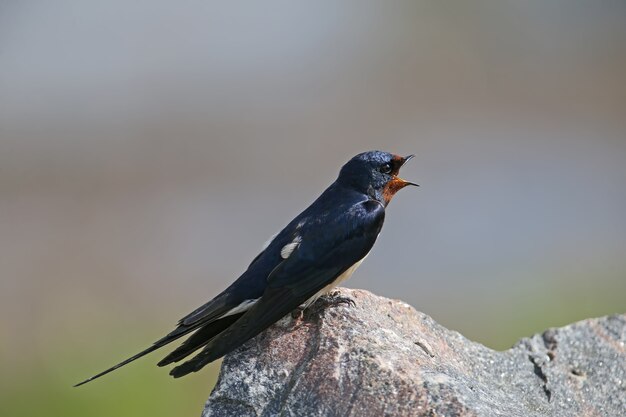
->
[
  {"left": 73, "top": 325, "right": 197, "bottom": 387},
  {"left": 74, "top": 293, "right": 244, "bottom": 386},
  {"left": 157, "top": 313, "right": 242, "bottom": 367}
]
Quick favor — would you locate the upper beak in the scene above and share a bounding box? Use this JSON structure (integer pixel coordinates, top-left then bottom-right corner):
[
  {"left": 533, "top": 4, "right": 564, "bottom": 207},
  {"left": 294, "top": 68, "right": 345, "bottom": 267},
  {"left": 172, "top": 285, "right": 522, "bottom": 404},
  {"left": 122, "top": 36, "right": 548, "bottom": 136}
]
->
[{"left": 397, "top": 154, "right": 419, "bottom": 187}]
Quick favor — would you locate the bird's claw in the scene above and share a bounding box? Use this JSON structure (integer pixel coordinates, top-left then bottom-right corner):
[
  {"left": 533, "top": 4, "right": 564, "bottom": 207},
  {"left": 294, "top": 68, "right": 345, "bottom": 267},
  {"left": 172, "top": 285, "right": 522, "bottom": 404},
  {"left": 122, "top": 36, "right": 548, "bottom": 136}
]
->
[
  {"left": 291, "top": 306, "right": 305, "bottom": 320},
  {"left": 318, "top": 291, "right": 356, "bottom": 308}
]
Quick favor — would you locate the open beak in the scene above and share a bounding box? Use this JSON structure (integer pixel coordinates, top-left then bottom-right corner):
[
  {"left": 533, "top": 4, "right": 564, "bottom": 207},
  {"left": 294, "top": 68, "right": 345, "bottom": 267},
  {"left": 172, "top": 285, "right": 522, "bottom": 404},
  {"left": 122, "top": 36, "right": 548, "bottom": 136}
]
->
[
  {"left": 396, "top": 154, "right": 419, "bottom": 188},
  {"left": 383, "top": 153, "right": 418, "bottom": 204}
]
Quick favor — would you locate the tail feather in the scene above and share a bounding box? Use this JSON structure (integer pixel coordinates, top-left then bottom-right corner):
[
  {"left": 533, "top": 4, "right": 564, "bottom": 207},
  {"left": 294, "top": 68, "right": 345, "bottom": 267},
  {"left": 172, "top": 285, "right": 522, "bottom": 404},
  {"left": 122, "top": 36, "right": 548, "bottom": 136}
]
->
[
  {"left": 74, "top": 322, "right": 201, "bottom": 387},
  {"left": 157, "top": 313, "right": 243, "bottom": 367},
  {"left": 170, "top": 287, "right": 298, "bottom": 378},
  {"left": 74, "top": 312, "right": 247, "bottom": 387}
]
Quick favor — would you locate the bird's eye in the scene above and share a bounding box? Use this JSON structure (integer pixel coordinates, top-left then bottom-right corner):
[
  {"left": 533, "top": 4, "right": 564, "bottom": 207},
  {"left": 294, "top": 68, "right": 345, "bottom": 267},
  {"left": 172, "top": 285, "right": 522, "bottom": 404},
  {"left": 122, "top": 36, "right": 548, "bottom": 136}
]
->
[{"left": 380, "top": 163, "right": 392, "bottom": 174}]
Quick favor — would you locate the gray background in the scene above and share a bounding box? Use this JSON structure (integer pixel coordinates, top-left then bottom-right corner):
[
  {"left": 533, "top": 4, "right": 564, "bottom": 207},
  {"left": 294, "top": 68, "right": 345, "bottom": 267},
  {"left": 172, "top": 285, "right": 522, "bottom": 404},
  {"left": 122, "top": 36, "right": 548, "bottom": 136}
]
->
[{"left": 1, "top": 2, "right": 625, "bottom": 415}]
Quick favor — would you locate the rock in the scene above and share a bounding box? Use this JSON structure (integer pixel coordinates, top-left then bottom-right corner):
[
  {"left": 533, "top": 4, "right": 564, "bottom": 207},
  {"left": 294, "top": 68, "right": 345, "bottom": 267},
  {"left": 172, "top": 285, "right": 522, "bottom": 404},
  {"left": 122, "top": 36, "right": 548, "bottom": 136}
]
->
[{"left": 202, "top": 288, "right": 626, "bottom": 417}]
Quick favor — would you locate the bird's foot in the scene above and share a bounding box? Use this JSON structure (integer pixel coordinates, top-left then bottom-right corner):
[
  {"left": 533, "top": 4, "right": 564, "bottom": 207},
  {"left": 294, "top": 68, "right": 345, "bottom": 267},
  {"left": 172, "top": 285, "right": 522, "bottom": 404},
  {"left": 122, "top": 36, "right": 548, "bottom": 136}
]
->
[
  {"left": 317, "top": 291, "right": 356, "bottom": 308},
  {"left": 291, "top": 306, "right": 305, "bottom": 320},
  {"left": 292, "top": 292, "right": 355, "bottom": 321}
]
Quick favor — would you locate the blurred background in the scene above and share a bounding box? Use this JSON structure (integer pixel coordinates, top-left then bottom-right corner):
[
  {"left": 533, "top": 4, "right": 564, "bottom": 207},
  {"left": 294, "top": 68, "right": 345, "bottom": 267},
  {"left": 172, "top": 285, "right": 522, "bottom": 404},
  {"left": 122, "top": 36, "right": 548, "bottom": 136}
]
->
[{"left": 1, "top": 1, "right": 625, "bottom": 416}]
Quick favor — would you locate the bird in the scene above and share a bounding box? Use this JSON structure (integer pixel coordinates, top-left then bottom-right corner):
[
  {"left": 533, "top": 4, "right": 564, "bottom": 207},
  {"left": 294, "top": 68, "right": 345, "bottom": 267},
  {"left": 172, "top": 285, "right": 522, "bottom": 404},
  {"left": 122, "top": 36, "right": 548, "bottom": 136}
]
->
[{"left": 74, "top": 150, "right": 417, "bottom": 386}]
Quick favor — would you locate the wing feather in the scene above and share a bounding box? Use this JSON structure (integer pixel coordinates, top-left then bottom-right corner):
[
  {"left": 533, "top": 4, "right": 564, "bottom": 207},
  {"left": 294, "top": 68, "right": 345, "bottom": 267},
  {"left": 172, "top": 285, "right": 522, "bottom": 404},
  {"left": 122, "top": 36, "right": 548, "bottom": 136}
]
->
[{"left": 169, "top": 200, "right": 384, "bottom": 377}]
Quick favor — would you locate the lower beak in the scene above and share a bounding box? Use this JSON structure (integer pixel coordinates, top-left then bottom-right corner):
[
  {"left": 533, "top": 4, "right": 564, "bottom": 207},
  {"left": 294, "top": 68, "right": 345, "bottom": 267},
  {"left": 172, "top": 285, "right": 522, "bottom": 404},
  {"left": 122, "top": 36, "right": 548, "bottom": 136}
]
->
[{"left": 397, "top": 178, "right": 419, "bottom": 188}]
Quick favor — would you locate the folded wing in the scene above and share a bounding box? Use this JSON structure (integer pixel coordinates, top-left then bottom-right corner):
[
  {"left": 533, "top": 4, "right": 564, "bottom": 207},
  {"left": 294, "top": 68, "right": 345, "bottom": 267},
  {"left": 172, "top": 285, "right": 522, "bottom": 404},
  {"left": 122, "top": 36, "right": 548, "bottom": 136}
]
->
[{"left": 169, "top": 199, "right": 384, "bottom": 377}]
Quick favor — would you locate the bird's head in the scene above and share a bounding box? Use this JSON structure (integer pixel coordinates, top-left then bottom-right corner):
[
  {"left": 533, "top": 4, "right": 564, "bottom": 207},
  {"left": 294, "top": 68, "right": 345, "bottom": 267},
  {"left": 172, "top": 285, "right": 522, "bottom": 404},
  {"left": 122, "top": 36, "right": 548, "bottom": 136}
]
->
[{"left": 338, "top": 151, "right": 418, "bottom": 206}]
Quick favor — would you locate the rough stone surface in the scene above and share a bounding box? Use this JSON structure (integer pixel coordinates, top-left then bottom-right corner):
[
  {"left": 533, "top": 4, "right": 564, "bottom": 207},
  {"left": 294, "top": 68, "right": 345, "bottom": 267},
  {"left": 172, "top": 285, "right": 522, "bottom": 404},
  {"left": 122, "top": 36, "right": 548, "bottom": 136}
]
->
[{"left": 202, "top": 288, "right": 626, "bottom": 417}]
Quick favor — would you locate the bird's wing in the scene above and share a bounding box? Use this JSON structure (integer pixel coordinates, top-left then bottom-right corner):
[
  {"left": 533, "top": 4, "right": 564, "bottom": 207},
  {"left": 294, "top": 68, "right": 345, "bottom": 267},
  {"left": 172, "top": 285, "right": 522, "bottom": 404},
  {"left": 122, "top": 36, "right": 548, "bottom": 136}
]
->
[
  {"left": 169, "top": 199, "right": 385, "bottom": 377},
  {"left": 178, "top": 230, "right": 289, "bottom": 326},
  {"left": 75, "top": 219, "right": 292, "bottom": 386},
  {"left": 177, "top": 291, "right": 238, "bottom": 326}
]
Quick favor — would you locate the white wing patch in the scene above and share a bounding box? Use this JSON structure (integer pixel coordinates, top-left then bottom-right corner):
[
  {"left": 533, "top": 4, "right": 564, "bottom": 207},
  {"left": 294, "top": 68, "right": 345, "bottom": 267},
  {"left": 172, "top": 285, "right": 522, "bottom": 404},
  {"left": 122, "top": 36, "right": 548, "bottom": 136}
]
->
[
  {"left": 220, "top": 299, "right": 258, "bottom": 319},
  {"left": 280, "top": 236, "right": 302, "bottom": 259}
]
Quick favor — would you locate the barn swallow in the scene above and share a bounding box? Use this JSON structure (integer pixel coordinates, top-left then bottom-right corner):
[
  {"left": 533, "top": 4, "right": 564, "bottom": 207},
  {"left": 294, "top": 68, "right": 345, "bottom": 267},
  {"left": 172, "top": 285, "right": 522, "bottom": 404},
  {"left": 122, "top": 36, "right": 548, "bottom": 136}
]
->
[{"left": 75, "top": 150, "right": 417, "bottom": 386}]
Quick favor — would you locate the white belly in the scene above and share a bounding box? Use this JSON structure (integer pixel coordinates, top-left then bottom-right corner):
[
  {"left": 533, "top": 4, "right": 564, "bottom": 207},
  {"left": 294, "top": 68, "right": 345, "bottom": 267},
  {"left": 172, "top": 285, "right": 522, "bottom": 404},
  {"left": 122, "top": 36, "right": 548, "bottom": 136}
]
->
[{"left": 302, "top": 255, "right": 367, "bottom": 308}]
